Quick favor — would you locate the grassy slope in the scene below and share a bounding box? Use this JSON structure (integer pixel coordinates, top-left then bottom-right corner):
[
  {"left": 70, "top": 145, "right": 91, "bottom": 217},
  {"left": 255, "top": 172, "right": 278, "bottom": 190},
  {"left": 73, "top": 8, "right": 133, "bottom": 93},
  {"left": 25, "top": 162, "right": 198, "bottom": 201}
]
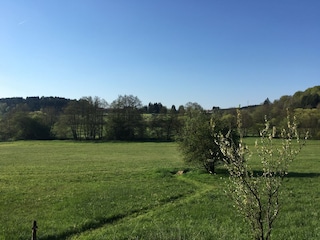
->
[{"left": 0, "top": 140, "right": 319, "bottom": 239}]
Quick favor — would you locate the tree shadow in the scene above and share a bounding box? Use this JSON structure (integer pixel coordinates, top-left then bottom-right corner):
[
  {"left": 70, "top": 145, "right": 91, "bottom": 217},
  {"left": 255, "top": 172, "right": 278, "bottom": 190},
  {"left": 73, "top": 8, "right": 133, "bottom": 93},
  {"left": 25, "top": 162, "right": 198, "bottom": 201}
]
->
[
  {"left": 41, "top": 213, "right": 127, "bottom": 240},
  {"left": 286, "top": 172, "right": 320, "bottom": 178},
  {"left": 41, "top": 192, "right": 187, "bottom": 240},
  {"left": 215, "top": 167, "right": 320, "bottom": 179},
  {"left": 250, "top": 170, "right": 320, "bottom": 178},
  {"left": 214, "top": 168, "right": 229, "bottom": 175}
]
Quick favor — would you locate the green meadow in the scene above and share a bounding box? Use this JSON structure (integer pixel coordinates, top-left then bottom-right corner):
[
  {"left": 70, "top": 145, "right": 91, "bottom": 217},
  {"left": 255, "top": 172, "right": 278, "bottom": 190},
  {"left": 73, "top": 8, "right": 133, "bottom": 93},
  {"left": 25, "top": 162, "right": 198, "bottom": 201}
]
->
[{"left": 0, "top": 140, "right": 319, "bottom": 239}]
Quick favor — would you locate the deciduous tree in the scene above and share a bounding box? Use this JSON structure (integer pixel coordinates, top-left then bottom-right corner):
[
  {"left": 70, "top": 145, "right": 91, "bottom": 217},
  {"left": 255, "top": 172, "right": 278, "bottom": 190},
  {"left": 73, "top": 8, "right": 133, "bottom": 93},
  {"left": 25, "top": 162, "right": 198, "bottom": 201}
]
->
[
  {"left": 107, "top": 95, "right": 144, "bottom": 140},
  {"left": 216, "top": 110, "right": 307, "bottom": 240},
  {"left": 178, "top": 105, "right": 237, "bottom": 173}
]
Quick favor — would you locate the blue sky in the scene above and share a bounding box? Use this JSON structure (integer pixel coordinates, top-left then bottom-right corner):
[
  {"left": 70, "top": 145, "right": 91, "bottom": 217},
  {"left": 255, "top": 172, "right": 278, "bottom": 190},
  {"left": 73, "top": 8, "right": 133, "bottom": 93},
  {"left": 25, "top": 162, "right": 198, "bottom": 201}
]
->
[{"left": 1, "top": 0, "right": 319, "bottom": 109}]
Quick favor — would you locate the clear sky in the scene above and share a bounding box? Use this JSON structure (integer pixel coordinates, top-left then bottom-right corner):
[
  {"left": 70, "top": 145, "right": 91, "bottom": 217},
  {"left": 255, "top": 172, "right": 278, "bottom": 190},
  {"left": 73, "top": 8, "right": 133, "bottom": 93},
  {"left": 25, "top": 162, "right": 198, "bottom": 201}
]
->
[{"left": 1, "top": 0, "right": 319, "bottom": 109}]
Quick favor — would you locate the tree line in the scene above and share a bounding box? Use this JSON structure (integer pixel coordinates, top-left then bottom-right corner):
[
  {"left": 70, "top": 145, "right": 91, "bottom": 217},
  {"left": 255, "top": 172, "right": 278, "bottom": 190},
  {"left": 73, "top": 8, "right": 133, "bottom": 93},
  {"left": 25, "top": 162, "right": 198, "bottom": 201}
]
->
[
  {"left": 0, "top": 86, "right": 319, "bottom": 141},
  {"left": 0, "top": 95, "right": 182, "bottom": 141}
]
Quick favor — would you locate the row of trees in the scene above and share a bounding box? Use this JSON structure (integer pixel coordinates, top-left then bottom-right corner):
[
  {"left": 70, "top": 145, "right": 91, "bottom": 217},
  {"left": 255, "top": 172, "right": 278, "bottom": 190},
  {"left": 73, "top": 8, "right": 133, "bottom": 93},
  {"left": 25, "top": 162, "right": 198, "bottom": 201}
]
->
[
  {"left": 0, "top": 86, "right": 319, "bottom": 141},
  {"left": 0, "top": 95, "right": 184, "bottom": 141}
]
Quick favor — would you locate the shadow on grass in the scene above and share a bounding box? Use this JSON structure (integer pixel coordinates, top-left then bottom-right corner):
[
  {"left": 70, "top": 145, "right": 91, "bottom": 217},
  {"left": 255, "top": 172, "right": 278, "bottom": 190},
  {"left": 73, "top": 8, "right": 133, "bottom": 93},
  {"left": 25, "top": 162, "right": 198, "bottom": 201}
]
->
[
  {"left": 42, "top": 213, "right": 127, "bottom": 240},
  {"left": 287, "top": 172, "right": 320, "bottom": 178},
  {"left": 215, "top": 168, "right": 320, "bottom": 179},
  {"left": 41, "top": 193, "right": 186, "bottom": 240}
]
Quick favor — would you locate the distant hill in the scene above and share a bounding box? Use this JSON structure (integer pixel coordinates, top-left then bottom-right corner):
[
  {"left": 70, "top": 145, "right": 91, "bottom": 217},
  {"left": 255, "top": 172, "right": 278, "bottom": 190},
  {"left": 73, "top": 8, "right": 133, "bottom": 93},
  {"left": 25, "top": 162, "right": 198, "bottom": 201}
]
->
[
  {"left": 0, "top": 86, "right": 319, "bottom": 112},
  {"left": 237, "top": 85, "right": 320, "bottom": 111},
  {"left": 0, "top": 96, "right": 72, "bottom": 112}
]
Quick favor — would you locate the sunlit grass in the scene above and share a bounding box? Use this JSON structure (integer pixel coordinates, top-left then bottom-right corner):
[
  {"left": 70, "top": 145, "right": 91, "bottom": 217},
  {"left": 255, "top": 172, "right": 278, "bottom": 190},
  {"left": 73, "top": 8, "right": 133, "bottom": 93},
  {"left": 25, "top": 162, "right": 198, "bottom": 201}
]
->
[
  {"left": 0, "top": 139, "right": 319, "bottom": 239},
  {"left": 0, "top": 141, "right": 193, "bottom": 239}
]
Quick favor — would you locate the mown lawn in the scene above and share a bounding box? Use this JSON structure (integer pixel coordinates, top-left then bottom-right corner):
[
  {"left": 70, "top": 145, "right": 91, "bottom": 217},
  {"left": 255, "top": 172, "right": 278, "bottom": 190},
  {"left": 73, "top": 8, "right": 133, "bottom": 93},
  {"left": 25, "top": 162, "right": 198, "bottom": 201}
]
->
[{"left": 0, "top": 139, "right": 319, "bottom": 239}]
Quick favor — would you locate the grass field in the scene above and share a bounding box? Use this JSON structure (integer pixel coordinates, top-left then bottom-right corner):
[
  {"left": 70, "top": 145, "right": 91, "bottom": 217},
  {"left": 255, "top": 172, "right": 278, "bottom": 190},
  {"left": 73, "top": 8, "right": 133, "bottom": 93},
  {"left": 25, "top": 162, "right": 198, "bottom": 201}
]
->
[{"left": 0, "top": 140, "right": 319, "bottom": 239}]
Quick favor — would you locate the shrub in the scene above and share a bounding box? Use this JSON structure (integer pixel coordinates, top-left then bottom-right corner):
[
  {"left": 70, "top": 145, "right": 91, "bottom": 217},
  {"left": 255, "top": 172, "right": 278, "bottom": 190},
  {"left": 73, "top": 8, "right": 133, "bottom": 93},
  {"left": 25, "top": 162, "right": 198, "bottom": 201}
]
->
[{"left": 216, "top": 110, "right": 307, "bottom": 240}]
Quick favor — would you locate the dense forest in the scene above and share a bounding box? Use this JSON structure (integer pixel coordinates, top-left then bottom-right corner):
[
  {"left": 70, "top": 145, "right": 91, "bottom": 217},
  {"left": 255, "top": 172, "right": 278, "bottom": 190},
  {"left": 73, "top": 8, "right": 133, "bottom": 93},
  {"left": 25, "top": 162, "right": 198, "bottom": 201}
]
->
[{"left": 0, "top": 86, "right": 319, "bottom": 141}]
